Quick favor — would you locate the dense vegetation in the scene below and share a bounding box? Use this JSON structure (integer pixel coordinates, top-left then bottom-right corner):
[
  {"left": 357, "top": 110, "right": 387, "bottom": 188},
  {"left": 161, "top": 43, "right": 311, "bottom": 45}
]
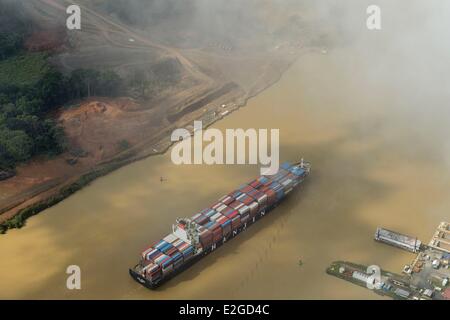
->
[
  {"left": 0, "top": 32, "right": 24, "bottom": 60},
  {"left": 0, "top": 1, "right": 181, "bottom": 174},
  {"left": 0, "top": 1, "right": 29, "bottom": 59},
  {"left": 0, "top": 3, "right": 124, "bottom": 173},
  {"left": 0, "top": 56, "right": 65, "bottom": 171},
  {"left": 0, "top": 55, "right": 124, "bottom": 171}
]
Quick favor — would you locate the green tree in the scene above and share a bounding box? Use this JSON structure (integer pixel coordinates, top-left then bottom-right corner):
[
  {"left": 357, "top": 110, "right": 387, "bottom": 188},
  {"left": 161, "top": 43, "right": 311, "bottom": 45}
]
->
[
  {"left": 98, "top": 70, "right": 123, "bottom": 96},
  {"left": 0, "top": 128, "right": 33, "bottom": 163},
  {"left": 0, "top": 33, "right": 22, "bottom": 60},
  {"left": 35, "top": 69, "right": 67, "bottom": 109}
]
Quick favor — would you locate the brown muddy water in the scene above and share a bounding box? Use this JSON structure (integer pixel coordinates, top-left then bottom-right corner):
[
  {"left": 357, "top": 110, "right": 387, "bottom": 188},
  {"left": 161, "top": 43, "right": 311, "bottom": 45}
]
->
[{"left": 2, "top": 3, "right": 450, "bottom": 299}]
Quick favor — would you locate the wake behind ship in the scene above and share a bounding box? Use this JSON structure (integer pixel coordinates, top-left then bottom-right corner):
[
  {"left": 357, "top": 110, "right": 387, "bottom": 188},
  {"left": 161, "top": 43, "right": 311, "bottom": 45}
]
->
[{"left": 129, "top": 159, "right": 311, "bottom": 289}]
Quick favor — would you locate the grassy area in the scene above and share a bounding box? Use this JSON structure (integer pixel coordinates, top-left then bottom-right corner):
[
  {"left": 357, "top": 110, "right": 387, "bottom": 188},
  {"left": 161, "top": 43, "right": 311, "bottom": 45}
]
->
[{"left": 0, "top": 52, "right": 49, "bottom": 87}]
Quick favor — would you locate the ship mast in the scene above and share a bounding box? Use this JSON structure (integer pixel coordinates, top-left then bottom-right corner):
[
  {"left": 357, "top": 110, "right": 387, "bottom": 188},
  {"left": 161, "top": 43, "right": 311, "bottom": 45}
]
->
[{"left": 299, "top": 158, "right": 311, "bottom": 173}]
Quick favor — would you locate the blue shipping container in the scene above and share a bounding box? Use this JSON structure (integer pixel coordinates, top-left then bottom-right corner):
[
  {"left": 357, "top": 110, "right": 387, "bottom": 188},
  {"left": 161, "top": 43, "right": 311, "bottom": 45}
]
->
[
  {"left": 155, "top": 240, "right": 169, "bottom": 250},
  {"left": 281, "top": 162, "right": 292, "bottom": 170}
]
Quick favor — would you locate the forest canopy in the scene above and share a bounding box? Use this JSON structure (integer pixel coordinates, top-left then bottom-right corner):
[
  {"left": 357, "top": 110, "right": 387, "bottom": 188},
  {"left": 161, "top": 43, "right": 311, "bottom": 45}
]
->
[{"left": 0, "top": 7, "right": 124, "bottom": 173}]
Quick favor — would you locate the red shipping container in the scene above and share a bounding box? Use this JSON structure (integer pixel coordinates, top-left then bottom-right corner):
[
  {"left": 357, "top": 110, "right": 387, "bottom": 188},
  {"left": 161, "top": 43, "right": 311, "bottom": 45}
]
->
[
  {"left": 217, "top": 215, "right": 229, "bottom": 224},
  {"left": 141, "top": 245, "right": 155, "bottom": 258},
  {"left": 200, "top": 236, "right": 213, "bottom": 248},
  {"left": 212, "top": 228, "right": 223, "bottom": 242},
  {"left": 249, "top": 179, "right": 262, "bottom": 189},
  {"left": 194, "top": 214, "right": 209, "bottom": 225},
  {"left": 230, "top": 200, "right": 244, "bottom": 210},
  {"left": 231, "top": 216, "right": 241, "bottom": 230},
  {"left": 225, "top": 210, "right": 239, "bottom": 219},
  {"left": 240, "top": 185, "right": 255, "bottom": 194},
  {"left": 261, "top": 188, "right": 276, "bottom": 205},
  {"left": 217, "top": 216, "right": 231, "bottom": 236},
  {"left": 150, "top": 250, "right": 163, "bottom": 262},
  {"left": 222, "top": 206, "right": 235, "bottom": 216},
  {"left": 165, "top": 246, "right": 178, "bottom": 257},
  {"left": 241, "top": 195, "right": 254, "bottom": 206},
  {"left": 206, "top": 221, "right": 221, "bottom": 231},
  {"left": 199, "top": 229, "right": 213, "bottom": 248},
  {"left": 159, "top": 255, "right": 172, "bottom": 266}
]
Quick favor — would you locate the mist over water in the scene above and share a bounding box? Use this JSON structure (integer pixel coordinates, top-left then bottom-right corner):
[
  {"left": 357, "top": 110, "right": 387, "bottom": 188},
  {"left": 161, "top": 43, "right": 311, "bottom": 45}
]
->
[{"left": 1, "top": 1, "right": 450, "bottom": 299}]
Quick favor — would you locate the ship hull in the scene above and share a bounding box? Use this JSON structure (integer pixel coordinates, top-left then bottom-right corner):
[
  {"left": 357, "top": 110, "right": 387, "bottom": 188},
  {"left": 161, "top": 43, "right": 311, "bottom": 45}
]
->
[{"left": 130, "top": 200, "right": 291, "bottom": 289}]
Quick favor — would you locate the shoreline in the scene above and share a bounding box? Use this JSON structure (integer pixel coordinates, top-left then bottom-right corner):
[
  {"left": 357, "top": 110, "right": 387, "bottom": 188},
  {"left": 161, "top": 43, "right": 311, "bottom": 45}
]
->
[{"left": 0, "top": 51, "right": 309, "bottom": 235}]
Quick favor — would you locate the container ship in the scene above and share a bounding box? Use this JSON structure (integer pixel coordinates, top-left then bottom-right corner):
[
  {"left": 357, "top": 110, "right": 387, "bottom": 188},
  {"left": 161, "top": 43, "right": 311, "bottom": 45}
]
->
[{"left": 129, "top": 159, "right": 311, "bottom": 289}]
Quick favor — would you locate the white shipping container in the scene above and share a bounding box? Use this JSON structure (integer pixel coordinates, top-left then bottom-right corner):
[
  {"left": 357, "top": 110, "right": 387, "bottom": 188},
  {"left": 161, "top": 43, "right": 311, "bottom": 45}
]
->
[
  {"left": 236, "top": 194, "right": 246, "bottom": 201},
  {"left": 233, "top": 202, "right": 244, "bottom": 210},
  {"left": 211, "top": 213, "right": 223, "bottom": 221},
  {"left": 217, "top": 204, "right": 227, "bottom": 212},
  {"left": 163, "top": 233, "right": 179, "bottom": 244},
  {"left": 144, "top": 249, "right": 158, "bottom": 260},
  {"left": 219, "top": 195, "right": 231, "bottom": 203},
  {"left": 143, "top": 263, "right": 158, "bottom": 273},
  {"left": 199, "top": 229, "right": 210, "bottom": 236},
  {"left": 173, "top": 239, "right": 185, "bottom": 247},
  {"left": 257, "top": 194, "right": 268, "bottom": 204},
  {"left": 178, "top": 244, "right": 190, "bottom": 252},
  {"left": 238, "top": 205, "right": 250, "bottom": 215},
  {"left": 142, "top": 246, "right": 154, "bottom": 256}
]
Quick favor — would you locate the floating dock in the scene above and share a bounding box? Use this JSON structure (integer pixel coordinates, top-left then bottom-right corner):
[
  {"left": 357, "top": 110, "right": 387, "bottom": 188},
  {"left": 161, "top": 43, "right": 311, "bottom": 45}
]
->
[
  {"left": 374, "top": 227, "right": 421, "bottom": 253},
  {"left": 329, "top": 222, "right": 450, "bottom": 300}
]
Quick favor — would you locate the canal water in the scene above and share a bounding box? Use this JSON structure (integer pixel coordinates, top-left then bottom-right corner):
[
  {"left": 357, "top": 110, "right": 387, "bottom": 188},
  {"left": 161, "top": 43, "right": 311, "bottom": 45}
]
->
[{"left": 1, "top": 1, "right": 450, "bottom": 299}]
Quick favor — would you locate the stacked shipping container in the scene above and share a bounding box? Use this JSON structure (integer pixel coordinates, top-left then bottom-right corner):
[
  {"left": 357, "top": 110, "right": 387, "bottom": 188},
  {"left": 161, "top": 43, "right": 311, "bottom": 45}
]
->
[{"left": 136, "top": 162, "right": 308, "bottom": 283}]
